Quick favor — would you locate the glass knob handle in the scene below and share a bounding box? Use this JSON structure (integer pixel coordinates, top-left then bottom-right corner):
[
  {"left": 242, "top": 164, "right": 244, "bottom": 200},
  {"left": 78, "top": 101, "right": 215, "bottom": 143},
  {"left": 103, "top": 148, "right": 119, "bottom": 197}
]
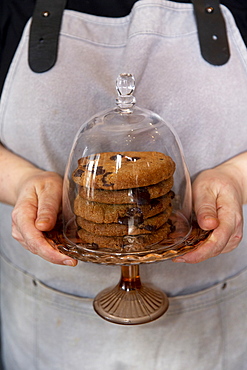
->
[{"left": 116, "top": 73, "right": 136, "bottom": 111}]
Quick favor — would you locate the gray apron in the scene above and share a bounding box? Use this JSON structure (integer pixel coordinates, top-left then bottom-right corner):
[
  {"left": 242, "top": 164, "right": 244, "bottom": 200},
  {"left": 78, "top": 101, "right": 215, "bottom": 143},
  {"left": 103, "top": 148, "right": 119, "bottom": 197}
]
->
[{"left": 1, "top": 1, "right": 247, "bottom": 369}]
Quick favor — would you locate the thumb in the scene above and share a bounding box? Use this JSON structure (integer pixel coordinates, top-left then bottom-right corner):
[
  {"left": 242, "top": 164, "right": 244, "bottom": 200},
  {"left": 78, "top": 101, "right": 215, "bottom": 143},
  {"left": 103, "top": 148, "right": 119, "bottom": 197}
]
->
[
  {"left": 193, "top": 189, "right": 219, "bottom": 231},
  {"left": 35, "top": 189, "right": 62, "bottom": 232}
]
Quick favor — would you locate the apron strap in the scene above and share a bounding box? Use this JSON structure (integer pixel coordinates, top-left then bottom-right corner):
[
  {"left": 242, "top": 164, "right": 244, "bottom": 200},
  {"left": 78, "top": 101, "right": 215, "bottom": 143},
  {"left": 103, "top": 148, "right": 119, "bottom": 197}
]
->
[
  {"left": 28, "top": 0, "right": 230, "bottom": 72},
  {"left": 191, "top": 0, "right": 230, "bottom": 65},
  {"left": 28, "top": 0, "right": 67, "bottom": 73}
]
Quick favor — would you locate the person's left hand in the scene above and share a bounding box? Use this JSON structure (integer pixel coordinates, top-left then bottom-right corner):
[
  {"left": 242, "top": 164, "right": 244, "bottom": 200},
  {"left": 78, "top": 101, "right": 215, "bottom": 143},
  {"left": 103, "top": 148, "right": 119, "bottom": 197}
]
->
[{"left": 173, "top": 160, "right": 244, "bottom": 263}]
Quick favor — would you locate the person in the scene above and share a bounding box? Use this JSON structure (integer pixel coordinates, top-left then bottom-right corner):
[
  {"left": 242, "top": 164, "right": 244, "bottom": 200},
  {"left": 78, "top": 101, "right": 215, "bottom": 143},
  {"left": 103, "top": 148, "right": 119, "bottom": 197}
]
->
[{"left": 0, "top": 0, "right": 247, "bottom": 369}]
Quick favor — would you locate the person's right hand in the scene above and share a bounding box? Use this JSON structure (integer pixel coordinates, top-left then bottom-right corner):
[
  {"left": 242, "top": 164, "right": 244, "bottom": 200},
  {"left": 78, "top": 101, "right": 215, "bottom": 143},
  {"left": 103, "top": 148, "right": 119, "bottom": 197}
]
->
[{"left": 11, "top": 169, "right": 77, "bottom": 266}]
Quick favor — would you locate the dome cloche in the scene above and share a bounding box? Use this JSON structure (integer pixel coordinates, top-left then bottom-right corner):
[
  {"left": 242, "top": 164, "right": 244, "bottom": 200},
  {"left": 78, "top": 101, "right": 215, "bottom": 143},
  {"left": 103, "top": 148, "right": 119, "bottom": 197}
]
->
[{"left": 62, "top": 73, "right": 192, "bottom": 260}]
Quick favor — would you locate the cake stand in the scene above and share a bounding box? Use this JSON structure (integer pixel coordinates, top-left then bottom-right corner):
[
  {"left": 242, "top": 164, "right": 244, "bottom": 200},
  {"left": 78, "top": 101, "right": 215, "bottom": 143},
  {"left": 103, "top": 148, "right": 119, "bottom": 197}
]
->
[{"left": 45, "top": 216, "right": 210, "bottom": 325}]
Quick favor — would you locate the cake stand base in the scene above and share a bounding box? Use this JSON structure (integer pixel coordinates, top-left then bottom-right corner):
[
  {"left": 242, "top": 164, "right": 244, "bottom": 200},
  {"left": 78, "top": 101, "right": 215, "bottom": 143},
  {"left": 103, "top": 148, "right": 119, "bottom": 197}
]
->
[{"left": 93, "top": 265, "right": 169, "bottom": 325}]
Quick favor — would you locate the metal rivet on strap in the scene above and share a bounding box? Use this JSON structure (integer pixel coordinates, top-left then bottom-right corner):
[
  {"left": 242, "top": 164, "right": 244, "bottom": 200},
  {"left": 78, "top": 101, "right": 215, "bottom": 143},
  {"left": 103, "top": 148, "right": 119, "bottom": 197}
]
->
[
  {"left": 205, "top": 6, "right": 214, "bottom": 13},
  {"left": 221, "top": 282, "right": 227, "bottom": 290},
  {"left": 42, "top": 11, "right": 50, "bottom": 17}
]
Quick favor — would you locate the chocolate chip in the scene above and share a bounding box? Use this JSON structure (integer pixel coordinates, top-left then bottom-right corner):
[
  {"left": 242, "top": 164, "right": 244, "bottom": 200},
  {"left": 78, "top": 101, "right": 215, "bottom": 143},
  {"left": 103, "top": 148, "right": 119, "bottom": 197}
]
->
[
  {"left": 127, "top": 207, "right": 143, "bottom": 218},
  {"left": 167, "top": 219, "right": 176, "bottom": 233},
  {"left": 95, "top": 166, "right": 105, "bottom": 175},
  {"left": 110, "top": 154, "right": 140, "bottom": 162},
  {"left": 110, "top": 154, "right": 123, "bottom": 161},
  {"left": 102, "top": 172, "right": 114, "bottom": 187},
  {"left": 118, "top": 207, "right": 144, "bottom": 226},
  {"left": 74, "top": 168, "right": 84, "bottom": 177},
  {"left": 127, "top": 156, "right": 140, "bottom": 161},
  {"left": 170, "top": 190, "right": 175, "bottom": 199},
  {"left": 118, "top": 216, "right": 129, "bottom": 226},
  {"left": 91, "top": 243, "right": 99, "bottom": 250},
  {"left": 123, "top": 155, "right": 140, "bottom": 162},
  {"left": 143, "top": 225, "right": 156, "bottom": 231},
  {"left": 133, "top": 215, "right": 144, "bottom": 226},
  {"left": 150, "top": 198, "right": 160, "bottom": 208},
  {"left": 132, "top": 187, "right": 151, "bottom": 205}
]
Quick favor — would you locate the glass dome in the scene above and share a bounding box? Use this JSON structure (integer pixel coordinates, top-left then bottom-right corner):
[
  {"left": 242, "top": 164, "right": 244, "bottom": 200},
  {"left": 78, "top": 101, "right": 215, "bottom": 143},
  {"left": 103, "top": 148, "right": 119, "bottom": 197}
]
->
[{"left": 62, "top": 73, "right": 192, "bottom": 260}]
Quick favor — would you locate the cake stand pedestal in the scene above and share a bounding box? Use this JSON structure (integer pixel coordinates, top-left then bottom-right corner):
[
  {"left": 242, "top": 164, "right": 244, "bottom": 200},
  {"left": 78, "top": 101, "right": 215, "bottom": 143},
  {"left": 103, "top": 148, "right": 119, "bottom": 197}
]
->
[{"left": 93, "top": 264, "right": 169, "bottom": 325}]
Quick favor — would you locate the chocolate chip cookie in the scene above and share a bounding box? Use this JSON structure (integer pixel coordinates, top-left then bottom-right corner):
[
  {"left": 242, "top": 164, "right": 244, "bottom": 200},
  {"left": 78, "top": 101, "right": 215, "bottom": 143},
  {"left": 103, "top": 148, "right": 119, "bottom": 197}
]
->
[
  {"left": 78, "top": 176, "right": 174, "bottom": 204},
  {"left": 74, "top": 191, "right": 173, "bottom": 224},
  {"left": 72, "top": 151, "right": 175, "bottom": 190},
  {"left": 76, "top": 207, "right": 172, "bottom": 237},
  {"left": 77, "top": 222, "right": 172, "bottom": 251}
]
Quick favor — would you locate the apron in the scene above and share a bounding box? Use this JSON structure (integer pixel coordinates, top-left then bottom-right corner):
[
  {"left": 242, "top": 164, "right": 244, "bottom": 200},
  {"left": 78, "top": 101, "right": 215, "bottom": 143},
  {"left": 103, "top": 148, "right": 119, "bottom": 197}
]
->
[{"left": 1, "top": 1, "right": 247, "bottom": 368}]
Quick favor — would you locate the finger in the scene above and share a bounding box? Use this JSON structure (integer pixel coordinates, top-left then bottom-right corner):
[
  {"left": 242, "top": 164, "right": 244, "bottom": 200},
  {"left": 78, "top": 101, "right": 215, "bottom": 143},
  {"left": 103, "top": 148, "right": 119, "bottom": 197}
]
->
[
  {"left": 12, "top": 202, "right": 77, "bottom": 266},
  {"left": 35, "top": 179, "right": 62, "bottom": 231},
  {"left": 193, "top": 184, "right": 219, "bottom": 231},
  {"left": 195, "top": 205, "right": 219, "bottom": 231},
  {"left": 13, "top": 225, "right": 77, "bottom": 266},
  {"left": 26, "top": 233, "right": 78, "bottom": 266},
  {"left": 173, "top": 224, "right": 231, "bottom": 264},
  {"left": 173, "top": 211, "right": 242, "bottom": 264},
  {"left": 215, "top": 193, "right": 243, "bottom": 252}
]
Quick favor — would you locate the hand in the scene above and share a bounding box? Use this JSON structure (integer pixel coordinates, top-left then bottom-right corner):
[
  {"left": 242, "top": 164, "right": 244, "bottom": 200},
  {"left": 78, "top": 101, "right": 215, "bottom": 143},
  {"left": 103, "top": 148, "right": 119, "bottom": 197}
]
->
[
  {"left": 11, "top": 169, "right": 77, "bottom": 266},
  {"left": 173, "top": 160, "right": 244, "bottom": 264}
]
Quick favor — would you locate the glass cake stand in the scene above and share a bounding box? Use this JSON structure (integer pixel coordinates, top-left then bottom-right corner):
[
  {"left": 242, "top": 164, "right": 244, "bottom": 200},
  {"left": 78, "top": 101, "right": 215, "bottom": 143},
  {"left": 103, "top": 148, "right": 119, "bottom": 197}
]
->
[
  {"left": 45, "top": 74, "right": 211, "bottom": 325},
  {"left": 45, "top": 216, "right": 210, "bottom": 325}
]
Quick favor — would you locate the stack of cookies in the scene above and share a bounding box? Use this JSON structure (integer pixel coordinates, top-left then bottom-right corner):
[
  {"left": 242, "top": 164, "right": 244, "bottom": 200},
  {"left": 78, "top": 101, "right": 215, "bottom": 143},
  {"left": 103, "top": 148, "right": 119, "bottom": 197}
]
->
[{"left": 72, "top": 151, "right": 175, "bottom": 251}]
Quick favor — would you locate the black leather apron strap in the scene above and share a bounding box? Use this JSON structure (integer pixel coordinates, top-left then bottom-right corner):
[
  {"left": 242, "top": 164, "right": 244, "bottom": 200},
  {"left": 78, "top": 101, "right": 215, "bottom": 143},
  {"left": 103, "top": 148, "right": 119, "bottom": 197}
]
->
[
  {"left": 191, "top": 0, "right": 230, "bottom": 65},
  {"left": 28, "top": 0, "right": 230, "bottom": 72},
  {"left": 28, "top": 0, "right": 67, "bottom": 73}
]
